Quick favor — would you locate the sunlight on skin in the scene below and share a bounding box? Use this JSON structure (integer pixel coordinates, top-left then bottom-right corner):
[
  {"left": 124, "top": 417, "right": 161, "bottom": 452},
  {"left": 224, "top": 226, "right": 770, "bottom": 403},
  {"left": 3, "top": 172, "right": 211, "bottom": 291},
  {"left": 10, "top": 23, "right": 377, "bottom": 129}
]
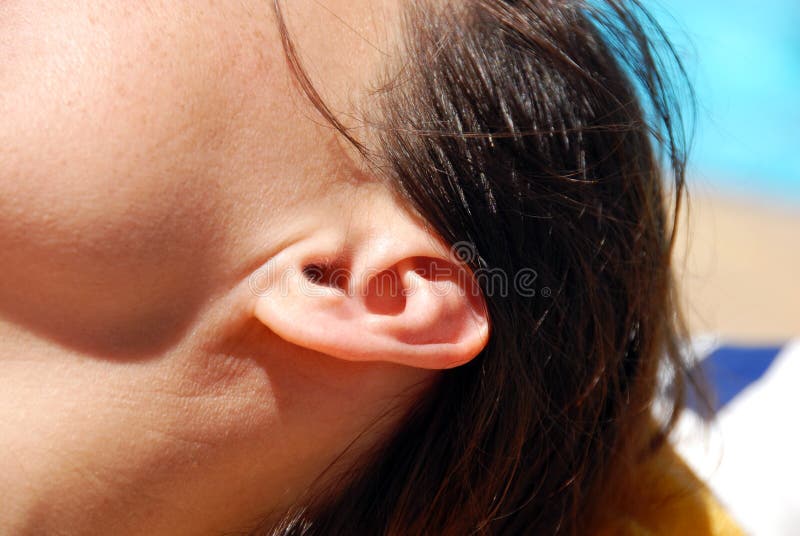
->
[{"left": 0, "top": 1, "right": 462, "bottom": 534}]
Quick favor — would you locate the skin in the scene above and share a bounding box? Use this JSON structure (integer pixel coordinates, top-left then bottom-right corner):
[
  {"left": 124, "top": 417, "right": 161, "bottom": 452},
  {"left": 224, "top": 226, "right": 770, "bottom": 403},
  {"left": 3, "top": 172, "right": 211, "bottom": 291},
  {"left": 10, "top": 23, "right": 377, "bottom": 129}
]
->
[{"left": 0, "top": 1, "right": 486, "bottom": 534}]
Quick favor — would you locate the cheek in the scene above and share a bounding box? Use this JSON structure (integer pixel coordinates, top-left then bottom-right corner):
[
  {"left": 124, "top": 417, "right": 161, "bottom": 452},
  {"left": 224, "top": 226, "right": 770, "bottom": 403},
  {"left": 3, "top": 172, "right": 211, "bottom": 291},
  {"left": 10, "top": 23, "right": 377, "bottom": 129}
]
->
[{"left": 0, "top": 2, "right": 241, "bottom": 355}]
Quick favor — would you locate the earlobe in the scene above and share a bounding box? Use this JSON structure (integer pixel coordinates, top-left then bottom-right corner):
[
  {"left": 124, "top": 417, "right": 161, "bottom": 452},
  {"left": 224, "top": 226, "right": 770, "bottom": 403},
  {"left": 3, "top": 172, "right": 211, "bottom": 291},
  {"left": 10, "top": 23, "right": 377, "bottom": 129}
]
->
[{"left": 252, "top": 225, "right": 489, "bottom": 370}]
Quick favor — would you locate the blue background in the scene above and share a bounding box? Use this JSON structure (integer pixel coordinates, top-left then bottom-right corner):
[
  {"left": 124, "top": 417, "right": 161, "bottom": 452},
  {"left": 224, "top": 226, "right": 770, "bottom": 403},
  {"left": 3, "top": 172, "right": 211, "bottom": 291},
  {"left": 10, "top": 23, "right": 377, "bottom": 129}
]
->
[{"left": 649, "top": 0, "right": 800, "bottom": 203}]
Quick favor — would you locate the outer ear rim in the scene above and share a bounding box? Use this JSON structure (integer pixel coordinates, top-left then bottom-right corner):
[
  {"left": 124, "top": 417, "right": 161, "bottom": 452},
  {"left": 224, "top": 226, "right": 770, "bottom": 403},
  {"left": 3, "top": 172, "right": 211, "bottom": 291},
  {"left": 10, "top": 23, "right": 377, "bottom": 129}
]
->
[{"left": 250, "top": 251, "right": 491, "bottom": 371}]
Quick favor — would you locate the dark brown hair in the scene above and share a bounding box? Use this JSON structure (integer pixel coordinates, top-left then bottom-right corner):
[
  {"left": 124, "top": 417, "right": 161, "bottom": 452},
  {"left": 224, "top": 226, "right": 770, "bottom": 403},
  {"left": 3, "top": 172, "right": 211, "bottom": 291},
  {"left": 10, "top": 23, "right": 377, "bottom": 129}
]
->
[{"left": 258, "top": 0, "right": 698, "bottom": 533}]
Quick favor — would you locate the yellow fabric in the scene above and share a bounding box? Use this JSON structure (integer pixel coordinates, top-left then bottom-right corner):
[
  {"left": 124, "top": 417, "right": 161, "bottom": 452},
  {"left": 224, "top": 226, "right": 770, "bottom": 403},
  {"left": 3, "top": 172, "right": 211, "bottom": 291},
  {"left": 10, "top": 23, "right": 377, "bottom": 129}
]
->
[{"left": 591, "top": 443, "right": 745, "bottom": 536}]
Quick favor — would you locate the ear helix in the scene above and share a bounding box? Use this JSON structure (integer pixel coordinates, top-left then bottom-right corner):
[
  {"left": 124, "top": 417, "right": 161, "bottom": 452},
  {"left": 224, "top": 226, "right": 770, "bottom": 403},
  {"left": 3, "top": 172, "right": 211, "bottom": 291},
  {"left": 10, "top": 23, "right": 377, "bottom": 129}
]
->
[{"left": 249, "top": 233, "right": 490, "bottom": 369}]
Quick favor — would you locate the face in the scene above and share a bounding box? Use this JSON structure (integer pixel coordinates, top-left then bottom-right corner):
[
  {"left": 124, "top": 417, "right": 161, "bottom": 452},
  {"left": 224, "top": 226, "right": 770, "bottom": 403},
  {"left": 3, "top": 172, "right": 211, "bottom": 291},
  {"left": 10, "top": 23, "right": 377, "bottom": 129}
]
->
[
  {"left": 0, "top": 1, "right": 441, "bottom": 534},
  {"left": 0, "top": 0, "right": 399, "bottom": 354}
]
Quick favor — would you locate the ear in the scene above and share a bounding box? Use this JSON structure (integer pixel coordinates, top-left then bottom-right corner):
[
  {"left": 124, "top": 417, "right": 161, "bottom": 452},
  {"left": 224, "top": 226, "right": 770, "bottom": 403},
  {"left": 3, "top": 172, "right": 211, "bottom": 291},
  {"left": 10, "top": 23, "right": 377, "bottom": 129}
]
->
[{"left": 251, "top": 203, "right": 489, "bottom": 370}]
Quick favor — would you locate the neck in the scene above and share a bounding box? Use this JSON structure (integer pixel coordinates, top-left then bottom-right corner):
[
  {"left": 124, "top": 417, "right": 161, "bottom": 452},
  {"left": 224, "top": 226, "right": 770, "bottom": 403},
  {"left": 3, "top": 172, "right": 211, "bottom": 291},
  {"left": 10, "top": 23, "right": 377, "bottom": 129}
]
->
[{"left": 0, "top": 317, "right": 428, "bottom": 535}]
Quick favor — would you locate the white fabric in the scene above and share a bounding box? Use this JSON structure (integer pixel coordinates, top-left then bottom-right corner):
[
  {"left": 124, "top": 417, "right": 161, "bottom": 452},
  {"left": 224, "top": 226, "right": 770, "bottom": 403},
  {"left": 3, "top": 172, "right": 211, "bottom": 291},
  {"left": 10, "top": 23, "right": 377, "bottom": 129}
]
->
[{"left": 672, "top": 339, "right": 800, "bottom": 536}]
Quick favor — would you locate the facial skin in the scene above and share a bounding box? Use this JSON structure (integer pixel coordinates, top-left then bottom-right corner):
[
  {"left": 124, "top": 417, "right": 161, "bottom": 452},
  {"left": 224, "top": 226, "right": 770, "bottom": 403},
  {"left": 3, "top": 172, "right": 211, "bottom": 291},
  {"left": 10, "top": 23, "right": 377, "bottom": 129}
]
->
[{"left": 0, "top": 1, "right": 488, "bottom": 534}]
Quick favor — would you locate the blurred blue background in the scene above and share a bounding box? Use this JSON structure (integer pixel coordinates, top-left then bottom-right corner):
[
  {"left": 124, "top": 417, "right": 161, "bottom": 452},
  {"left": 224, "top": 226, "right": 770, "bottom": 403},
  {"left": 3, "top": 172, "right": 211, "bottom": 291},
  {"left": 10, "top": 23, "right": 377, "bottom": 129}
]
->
[{"left": 649, "top": 0, "right": 800, "bottom": 203}]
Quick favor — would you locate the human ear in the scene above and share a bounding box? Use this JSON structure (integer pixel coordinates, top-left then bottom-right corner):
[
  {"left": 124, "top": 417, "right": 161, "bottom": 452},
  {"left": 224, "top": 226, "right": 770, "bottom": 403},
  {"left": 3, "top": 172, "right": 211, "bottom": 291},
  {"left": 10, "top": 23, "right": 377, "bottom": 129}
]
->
[{"left": 251, "top": 199, "right": 489, "bottom": 370}]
